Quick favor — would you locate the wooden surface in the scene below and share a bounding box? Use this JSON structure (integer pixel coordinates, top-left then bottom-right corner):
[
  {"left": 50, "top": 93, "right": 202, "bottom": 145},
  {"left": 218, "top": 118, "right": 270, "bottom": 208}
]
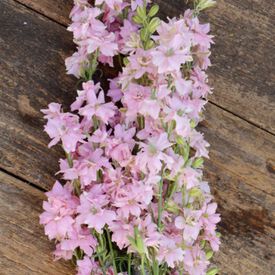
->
[
  {"left": 0, "top": 0, "right": 274, "bottom": 274},
  {"left": 0, "top": 171, "right": 74, "bottom": 274}
]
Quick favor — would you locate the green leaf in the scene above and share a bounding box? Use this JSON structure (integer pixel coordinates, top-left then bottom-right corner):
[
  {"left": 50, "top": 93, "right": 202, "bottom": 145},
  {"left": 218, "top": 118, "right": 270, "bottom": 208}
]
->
[{"left": 190, "top": 119, "right": 197, "bottom": 128}]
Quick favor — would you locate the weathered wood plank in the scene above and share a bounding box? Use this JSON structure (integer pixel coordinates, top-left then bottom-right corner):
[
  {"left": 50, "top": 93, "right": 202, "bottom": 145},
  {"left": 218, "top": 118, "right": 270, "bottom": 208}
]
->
[
  {"left": 0, "top": 0, "right": 76, "bottom": 189},
  {"left": 203, "top": 104, "right": 275, "bottom": 274},
  {"left": 0, "top": 171, "right": 74, "bottom": 274},
  {"left": 15, "top": 0, "right": 72, "bottom": 26},
  {"left": 15, "top": 0, "right": 275, "bottom": 134}
]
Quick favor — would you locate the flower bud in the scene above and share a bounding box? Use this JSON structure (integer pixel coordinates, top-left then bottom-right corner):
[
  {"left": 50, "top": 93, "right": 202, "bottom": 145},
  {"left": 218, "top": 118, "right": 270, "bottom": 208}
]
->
[
  {"left": 190, "top": 119, "right": 197, "bottom": 128},
  {"left": 148, "top": 4, "right": 159, "bottom": 17},
  {"left": 123, "top": 57, "right": 129, "bottom": 65},
  {"left": 165, "top": 200, "right": 180, "bottom": 214},
  {"left": 145, "top": 39, "right": 155, "bottom": 49},
  {"left": 140, "top": 28, "right": 149, "bottom": 42},
  {"left": 136, "top": 6, "right": 147, "bottom": 20},
  {"left": 189, "top": 187, "right": 202, "bottom": 198},
  {"left": 132, "top": 15, "right": 144, "bottom": 24},
  {"left": 192, "top": 157, "right": 204, "bottom": 168},
  {"left": 206, "top": 267, "right": 219, "bottom": 275},
  {"left": 176, "top": 136, "right": 185, "bottom": 146},
  {"left": 196, "top": 0, "right": 216, "bottom": 12},
  {"left": 148, "top": 17, "right": 161, "bottom": 33},
  {"left": 206, "top": 250, "right": 214, "bottom": 260}
]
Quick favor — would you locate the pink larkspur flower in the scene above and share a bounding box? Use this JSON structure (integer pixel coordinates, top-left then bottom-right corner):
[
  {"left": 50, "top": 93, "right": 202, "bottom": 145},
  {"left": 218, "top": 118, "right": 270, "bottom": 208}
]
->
[
  {"left": 184, "top": 245, "right": 209, "bottom": 275},
  {"left": 157, "top": 236, "right": 184, "bottom": 268},
  {"left": 175, "top": 209, "right": 203, "bottom": 244},
  {"left": 39, "top": 181, "right": 78, "bottom": 240},
  {"left": 42, "top": 103, "right": 84, "bottom": 153},
  {"left": 77, "top": 185, "right": 116, "bottom": 232},
  {"left": 113, "top": 181, "right": 153, "bottom": 218},
  {"left": 79, "top": 83, "right": 117, "bottom": 124},
  {"left": 136, "top": 133, "right": 174, "bottom": 175},
  {"left": 77, "top": 256, "right": 101, "bottom": 275}
]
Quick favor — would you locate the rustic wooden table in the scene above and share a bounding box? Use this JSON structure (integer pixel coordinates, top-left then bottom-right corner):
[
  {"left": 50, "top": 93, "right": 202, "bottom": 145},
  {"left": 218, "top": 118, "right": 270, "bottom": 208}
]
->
[{"left": 0, "top": 0, "right": 274, "bottom": 274}]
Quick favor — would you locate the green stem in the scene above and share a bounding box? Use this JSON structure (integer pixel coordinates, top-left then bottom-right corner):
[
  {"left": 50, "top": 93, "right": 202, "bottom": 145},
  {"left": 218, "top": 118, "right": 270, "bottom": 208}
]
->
[
  {"left": 96, "top": 246, "right": 106, "bottom": 275},
  {"left": 157, "top": 178, "right": 164, "bottom": 230},
  {"left": 94, "top": 231, "right": 107, "bottom": 275},
  {"left": 164, "top": 180, "right": 178, "bottom": 209},
  {"left": 141, "top": 255, "right": 146, "bottom": 275},
  {"left": 163, "top": 265, "right": 168, "bottom": 275},
  {"left": 65, "top": 151, "right": 81, "bottom": 196},
  {"left": 84, "top": 49, "right": 99, "bottom": 81},
  {"left": 106, "top": 229, "right": 117, "bottom": 275},
  {"left": 90, "top": 51, "right": 98, "bottom": 78},
  {"left": 128, "top": 253, "right": 132, "bottom": 275},
  {"left": 152, "top": 252, "right": 159, "bottom": 275},
  {"left": 65, "top": 151, "right": 73, "bottom": 168}
]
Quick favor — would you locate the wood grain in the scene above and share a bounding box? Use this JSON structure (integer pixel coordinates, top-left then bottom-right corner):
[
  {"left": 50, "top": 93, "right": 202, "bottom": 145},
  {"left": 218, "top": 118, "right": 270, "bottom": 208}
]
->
[
  {"left": 0, "top": 0, "right": 76, "bottom": 189},
  {"left": 0, "top": 171, "right": 74, "bottom": 274},
  {"left": 0, "top": 0, "right": 274, "bottom": 274},
  {"left": 15, "top": 0, "right": 72, "bottom": 26},
  {"left": 15, "top": 0, "right": 275, "bottom": 134},
  {"left": 203, "top": 104, "right": 275, "bottom": 274}
]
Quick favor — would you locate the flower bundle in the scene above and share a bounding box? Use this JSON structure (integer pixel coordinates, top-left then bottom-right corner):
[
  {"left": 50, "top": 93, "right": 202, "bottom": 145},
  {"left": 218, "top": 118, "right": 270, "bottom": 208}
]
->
[{"left": 40, "top": 0, "right": 220, "bottom": 274}]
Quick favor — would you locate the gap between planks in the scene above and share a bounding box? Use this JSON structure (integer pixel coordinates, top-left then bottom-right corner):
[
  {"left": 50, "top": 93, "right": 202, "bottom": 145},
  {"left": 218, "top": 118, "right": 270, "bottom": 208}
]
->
[
  {"left": 0, "top": 167, "right": 47, "bottom": 192},
  {"left": 13, "top": 0, "right": 68, "bottom": 27}
]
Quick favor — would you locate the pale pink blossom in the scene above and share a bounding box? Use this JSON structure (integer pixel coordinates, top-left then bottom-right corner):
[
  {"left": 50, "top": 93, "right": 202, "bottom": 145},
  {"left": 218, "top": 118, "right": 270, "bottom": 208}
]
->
[
  {"left": 61, "top": 148, "right": 110, "bottom": 187},
  {"left": 39, "top": 182, "right": 78, "bottom": 240},
  {"left": 42, "top": 103, "right": 84, "bottom": 153},
  {"left": 139, "top": 99, "right": 161, "bottom": 120},
  {"left": 77, "top": 256, "right": 101, "bottom": 275},
  {"left": 152, "top": 44, "right": 192, "bottom": 74},
  {"left": 157, "top": 236, "right": 184, "bottom": 268},
  {"left": 136, "top": 133, "right": 174, "bottom": 174},
  {"left": 113, "top": 181, "right": 153, "bottom": 218},
  {"left": 79, "top": 87, "right": 117, "bottom": 124},
  {"left": 65, "top": 47, "right": 89, "bottom": 78},
  {"left": 77, "top": 186, "right": 116, "bottom": 232},
  {"left": 184, "top": 246, "right": 209, "bottom": 275},
  {"left": 175, "top": 209, "right": 202, "bottom": 244}
]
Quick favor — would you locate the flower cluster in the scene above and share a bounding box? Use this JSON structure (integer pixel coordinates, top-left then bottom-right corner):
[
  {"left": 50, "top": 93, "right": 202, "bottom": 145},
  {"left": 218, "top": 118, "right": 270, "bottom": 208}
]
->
[{"left": 40, "top": 0, "right": 220, "bottom": 274}]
